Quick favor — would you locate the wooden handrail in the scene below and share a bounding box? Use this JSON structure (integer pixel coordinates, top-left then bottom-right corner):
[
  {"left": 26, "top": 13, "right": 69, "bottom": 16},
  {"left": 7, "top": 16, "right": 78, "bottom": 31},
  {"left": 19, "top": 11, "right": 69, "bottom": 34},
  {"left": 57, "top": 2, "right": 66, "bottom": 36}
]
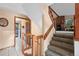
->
[
  {"left": 44, "top": 24, "right": 53, "bottom": 40},
  {"left": 43, "top": 6, "right": 58, "bottom": 40},
  {"left": 48, "top": 7, "right": 54, "bottom": 23},
  {"left": 44, "top": 6, "right": 59, "bottom": 40},
  {"left": 49, "top": 6, "right": 59, "bottom": 17}
]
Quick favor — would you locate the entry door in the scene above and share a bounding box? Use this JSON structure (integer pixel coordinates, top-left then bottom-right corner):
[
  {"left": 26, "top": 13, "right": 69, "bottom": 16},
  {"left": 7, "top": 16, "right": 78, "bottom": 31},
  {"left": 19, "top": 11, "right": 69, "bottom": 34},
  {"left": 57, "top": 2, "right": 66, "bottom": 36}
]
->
[{"left": 75, "top": 3, "right": 79, "bottom": 40}]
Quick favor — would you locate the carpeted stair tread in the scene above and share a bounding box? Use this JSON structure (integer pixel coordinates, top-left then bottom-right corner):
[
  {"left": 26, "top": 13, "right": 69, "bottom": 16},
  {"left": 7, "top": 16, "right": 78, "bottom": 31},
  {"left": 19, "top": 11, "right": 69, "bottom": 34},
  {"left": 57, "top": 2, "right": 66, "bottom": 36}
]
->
[
  {"left": 54, "top": 33, "right": 73, "bottom": 39},
  {"left": 52, "top": 37, "right": 74, "bottom": 44},
  {"left": 50, "top": 40, "right": 74, "bottom": 52},
  {"left": 50, "top": 41, "right": 74, "bottom": 52},
  {"left": 48, "top": 45, "right": 73, "bottom": 56},
  {"left": 46, "top": 32, "right": 74, "bottom": 56},
  {"left": 45, "top": 49, "right": 61, "bottom": 56}
]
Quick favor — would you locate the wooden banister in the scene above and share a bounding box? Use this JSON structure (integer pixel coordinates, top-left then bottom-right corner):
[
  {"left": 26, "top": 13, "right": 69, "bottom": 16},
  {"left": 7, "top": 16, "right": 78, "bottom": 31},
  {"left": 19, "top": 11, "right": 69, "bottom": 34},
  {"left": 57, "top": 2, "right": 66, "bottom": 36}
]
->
[
  {"left": 22, "top": 32, "right": 33, "bottom": 55},
  {"left": 32, "top": 35, "right": 43, "bottom": 56},
  {"left": 44, "top": 6, "right": 58, "bottom": 40},
  {"left": 48, "top": 7, "right": 54, "bottom": 23},
  {"left": 23, "top": 32, "right": 43, "bottom": 56},
  {"left": 32, "top": 35, "right": 37, "bottom": 56},
  {"left": 44, "top": 24, "right": 53, "bottom": 40},
  {"left": 49, "top": 6, "right": 59, "bottom": 17}
]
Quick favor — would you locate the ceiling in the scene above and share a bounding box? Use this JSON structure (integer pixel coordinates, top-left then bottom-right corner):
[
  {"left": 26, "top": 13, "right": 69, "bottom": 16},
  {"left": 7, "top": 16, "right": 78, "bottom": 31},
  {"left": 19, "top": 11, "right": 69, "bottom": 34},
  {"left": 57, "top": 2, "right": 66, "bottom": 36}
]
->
[
  {"left": 50, "top": 3, "right": 75, "bottom": 16},
  {"left": 0, "top": 3, "right": 75, "bottom": 20},
  {"left": 0, "top": 3, "right": 43, "bottom": 30}
]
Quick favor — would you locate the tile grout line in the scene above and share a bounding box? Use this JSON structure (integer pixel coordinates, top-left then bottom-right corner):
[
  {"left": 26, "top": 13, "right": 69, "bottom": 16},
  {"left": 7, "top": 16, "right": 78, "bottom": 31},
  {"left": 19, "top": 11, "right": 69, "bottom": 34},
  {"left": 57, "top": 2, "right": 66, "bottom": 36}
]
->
[
  {"left": 8, "top": 47, "right": 9, "bottom": 56},
  {"left": 15, "top": 47, "right": 19, "bottom": 56}
]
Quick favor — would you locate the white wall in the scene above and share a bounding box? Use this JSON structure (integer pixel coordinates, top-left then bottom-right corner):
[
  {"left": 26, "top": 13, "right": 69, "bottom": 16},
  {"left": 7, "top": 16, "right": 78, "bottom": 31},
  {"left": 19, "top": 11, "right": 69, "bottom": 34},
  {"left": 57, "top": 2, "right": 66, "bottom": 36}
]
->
[{"left": 74, "top": 41, "right": 79, "bottom": 56}]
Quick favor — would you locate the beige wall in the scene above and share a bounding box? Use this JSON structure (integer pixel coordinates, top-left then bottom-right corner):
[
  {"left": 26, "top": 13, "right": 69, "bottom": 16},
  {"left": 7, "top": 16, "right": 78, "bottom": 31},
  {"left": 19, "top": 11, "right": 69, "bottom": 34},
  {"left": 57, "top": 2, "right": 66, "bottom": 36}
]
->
[
  {"left": 0, "top": 9, "right": 27, "bottom": 49},
  {"left": 31, "top": 21, "right": 42, "bottom": 35},
  {"left": 0, "top": 10, "right": 15, "bottom": 49}
]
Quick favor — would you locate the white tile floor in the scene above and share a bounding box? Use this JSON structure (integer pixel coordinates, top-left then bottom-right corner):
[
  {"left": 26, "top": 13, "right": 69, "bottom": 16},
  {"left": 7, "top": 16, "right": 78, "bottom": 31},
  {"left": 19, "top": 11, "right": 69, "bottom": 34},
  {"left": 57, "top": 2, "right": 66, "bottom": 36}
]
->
[
  {"left": 0, "top": 37, "right": 24, "bottom": 56},
  {"left": 0, "top": 46, "right": 24, "bottom": 56}
]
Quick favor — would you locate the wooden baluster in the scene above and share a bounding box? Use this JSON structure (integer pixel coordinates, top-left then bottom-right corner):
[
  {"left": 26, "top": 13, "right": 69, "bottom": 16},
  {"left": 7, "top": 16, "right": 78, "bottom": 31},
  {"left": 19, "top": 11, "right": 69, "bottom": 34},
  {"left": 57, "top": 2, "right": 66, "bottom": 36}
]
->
[
  {"left": 39, "top": 36, "right": 43, "bottom": 56},
  {"left": 32, "top": 35, "right": 38, "bottom": 56},
  {"left": 22, "top": 33, "right": 25, "bottom": 54},
  {"left": 26, "top": 33, "right": 31, "bottom": 48},
  {"left": 37, "top": 36, "right": 41, "bottom": 56},
  {"left": 32, "top": 35, "right": 43, "bottom": 56}
]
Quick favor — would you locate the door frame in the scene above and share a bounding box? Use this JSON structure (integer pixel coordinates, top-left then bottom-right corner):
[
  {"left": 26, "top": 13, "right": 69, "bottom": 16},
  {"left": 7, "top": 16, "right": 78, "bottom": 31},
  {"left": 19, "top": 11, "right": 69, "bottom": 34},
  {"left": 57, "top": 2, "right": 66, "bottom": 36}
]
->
[{"left": 14, "top": 16, "right": 31, "bottom": 50}]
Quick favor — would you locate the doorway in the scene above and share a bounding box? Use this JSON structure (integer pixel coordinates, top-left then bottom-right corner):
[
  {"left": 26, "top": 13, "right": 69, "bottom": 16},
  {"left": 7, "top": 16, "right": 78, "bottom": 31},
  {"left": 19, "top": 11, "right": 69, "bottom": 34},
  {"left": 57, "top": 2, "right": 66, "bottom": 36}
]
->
[
  {"left": 55, "top": 16, "right": 74, "bottom": 32},
  {"left": 14, "top": 16, "right": 31, "bottom": 55}
]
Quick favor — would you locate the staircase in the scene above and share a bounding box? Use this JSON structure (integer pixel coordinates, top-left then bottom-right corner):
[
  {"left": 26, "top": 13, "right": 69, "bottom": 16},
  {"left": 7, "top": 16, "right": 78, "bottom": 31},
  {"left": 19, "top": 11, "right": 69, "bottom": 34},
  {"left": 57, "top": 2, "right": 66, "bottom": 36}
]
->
[{"left": 45, "top": 31, "right": 74, "bottom": 56}]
